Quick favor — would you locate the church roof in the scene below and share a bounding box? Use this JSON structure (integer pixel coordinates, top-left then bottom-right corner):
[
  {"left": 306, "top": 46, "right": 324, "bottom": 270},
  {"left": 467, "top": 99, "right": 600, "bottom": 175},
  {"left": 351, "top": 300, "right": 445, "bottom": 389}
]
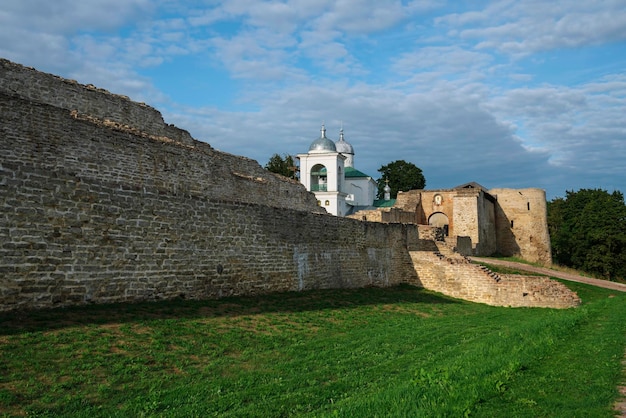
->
[
  {"left": 345, "top": 167, "right": 371, "bottom": 178},
  {"left": 373, "top": 199, "right": 396, "bottom": 207},
  {"left": 309, "top": 124, "right": 337, "bottom": 153}
]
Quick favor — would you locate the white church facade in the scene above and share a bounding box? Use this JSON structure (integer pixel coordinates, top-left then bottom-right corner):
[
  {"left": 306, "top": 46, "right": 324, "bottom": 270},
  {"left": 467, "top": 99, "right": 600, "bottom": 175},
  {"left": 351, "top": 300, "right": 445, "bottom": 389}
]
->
[{"left": 297, "top": 125, "right": 386, "bottom": 216}]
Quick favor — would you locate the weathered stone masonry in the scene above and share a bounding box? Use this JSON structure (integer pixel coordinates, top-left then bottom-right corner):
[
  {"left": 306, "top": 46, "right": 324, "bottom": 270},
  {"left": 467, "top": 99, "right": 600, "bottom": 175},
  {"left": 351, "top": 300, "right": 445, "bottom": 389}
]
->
[
  {"left": 0, "top": 59, "right": 194, "bottom": 147},
  {"left": 0, "top": 59, "right": 579, "bottom": 311},
  {"left": 407, "top": 233, "right": 580, "bottom": 309},
  {"left": 0, "top": 59, "right": 419, "bottom": 311}
]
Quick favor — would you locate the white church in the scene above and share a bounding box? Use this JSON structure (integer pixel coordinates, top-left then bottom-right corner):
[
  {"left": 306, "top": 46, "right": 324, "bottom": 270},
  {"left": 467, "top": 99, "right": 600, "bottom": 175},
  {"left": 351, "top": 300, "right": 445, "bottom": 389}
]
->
[{"left": 297, "top": 125, "right": 390, "bottom": 216}]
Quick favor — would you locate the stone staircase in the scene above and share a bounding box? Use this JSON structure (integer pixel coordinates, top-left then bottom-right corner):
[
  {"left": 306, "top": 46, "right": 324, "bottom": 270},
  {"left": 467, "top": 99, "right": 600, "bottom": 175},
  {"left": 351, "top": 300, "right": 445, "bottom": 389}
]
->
[
  {"left": 408, "top": 238, "right": 580, "bottom": 309},
  {"left": 432, "top": 240, "right": 502, "bottom": 283}
]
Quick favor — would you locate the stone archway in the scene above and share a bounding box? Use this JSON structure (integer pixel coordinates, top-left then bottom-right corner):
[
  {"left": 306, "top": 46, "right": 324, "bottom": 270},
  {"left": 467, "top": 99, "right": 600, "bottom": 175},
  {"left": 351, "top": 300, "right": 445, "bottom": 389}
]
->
[{"left": 428, "top": 212, "right": 449, "bottom": 236}]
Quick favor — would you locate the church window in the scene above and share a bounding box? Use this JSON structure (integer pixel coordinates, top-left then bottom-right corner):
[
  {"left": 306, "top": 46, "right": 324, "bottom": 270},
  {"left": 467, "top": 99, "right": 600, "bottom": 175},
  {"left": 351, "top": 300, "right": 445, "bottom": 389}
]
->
[
  {"left": 511, "top": 220, "right": 514, "bottom": 228},
  {"left": 527, "top": 202, "right": 530, "bottom": 210},
  {"left": 324, "top": 200, "right": 330, "bottom": 206},
  {"left": 311, "top": 164, "right": 328, "bottom": 192}
]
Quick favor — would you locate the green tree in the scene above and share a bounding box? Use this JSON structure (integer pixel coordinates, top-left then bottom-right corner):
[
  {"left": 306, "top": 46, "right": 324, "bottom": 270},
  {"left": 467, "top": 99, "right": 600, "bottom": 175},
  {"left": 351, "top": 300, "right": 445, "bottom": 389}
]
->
[
  {"left": 376, "top": 160, "right": 425, "bottom": 199},
  {"left": 548, "top": 188, "right": 626, "bottom": 281},
  {"left": 265, "top": 154, "right": 298, "bottom": 179}
]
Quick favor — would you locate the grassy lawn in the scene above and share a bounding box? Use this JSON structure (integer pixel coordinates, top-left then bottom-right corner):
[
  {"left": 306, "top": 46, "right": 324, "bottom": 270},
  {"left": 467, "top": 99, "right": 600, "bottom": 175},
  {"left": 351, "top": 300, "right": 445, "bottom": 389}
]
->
[{"left": 1, "top": 280, "right": 625, "bottom": 417}]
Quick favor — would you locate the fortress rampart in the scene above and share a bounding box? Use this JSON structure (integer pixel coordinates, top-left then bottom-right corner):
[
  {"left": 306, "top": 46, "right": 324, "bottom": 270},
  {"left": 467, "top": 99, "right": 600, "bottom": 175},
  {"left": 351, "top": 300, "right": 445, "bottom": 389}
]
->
[
  {"left": 408, "top": 237, "right": 580, "bottom": 309},
  {"left": 0, "top": 59, "right": 194, "bottom": 146},
  {"left": 491, "top": 188, "right": 552, "bottom": 266},
  {"left": 0, "top": 59, "right": 577, "bottom": 311},
  {"left": 0, "top": 58, "right": 419, "bottom": 311},
  {"left": 393, "top": 186, "right": 552, "bottom": 266}
]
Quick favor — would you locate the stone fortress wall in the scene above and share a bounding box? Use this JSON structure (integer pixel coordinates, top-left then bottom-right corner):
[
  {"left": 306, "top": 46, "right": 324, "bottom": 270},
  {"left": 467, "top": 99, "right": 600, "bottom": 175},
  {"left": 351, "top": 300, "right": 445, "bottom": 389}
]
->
[
  {"left": 0, "top": 60, "right": 195, "bottom": 147},
  {"left": 491, "top": 188, "right": 552, "bottom": 266},
  {"left": 0, "top": 58, "right": 418, "bottom": 311},
  {"left": 408, "top": 230, "right": 579, "bottom": 309},
  {"left": 0, "top": 59, "right": 578, "bottom": 311},
  {"left": 393, "top": 186, "right": 552, "bottom": 266},
  {"left": 0, "top": 59, "right": 323, "bottom": 213}
]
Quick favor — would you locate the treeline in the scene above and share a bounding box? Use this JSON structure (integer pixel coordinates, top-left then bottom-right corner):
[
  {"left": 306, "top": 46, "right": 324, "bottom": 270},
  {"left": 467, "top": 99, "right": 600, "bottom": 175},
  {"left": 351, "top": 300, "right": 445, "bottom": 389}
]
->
[{"left": 548, "top": 189, "right": 626, "bottom": 282}]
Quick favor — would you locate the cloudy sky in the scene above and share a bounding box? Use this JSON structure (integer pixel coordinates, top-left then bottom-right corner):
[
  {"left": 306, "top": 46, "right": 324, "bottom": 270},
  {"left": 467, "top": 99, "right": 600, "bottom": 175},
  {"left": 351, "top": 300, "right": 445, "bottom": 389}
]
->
[{"left": 2, "top": 0, "right": 625, "bottom": 199}]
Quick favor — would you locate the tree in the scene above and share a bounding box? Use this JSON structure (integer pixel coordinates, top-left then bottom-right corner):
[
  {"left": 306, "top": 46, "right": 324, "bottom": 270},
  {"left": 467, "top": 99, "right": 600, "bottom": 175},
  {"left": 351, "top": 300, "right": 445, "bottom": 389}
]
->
[
  {"left": 548, "top": 189, "right": 626, "bottom": 281},
  {"left": 376, "top": 160, "right": 426, "bottom": 199},
  {"left": 265, "top": 154, "right": 298, "bottom": 179}
]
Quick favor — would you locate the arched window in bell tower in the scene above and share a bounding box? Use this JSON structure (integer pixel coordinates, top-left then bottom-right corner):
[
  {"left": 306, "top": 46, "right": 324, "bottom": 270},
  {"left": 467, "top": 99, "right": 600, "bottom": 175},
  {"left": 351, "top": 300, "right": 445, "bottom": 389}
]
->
[{"left": 310, "top": 164, "right": 327, "bottom": 191}]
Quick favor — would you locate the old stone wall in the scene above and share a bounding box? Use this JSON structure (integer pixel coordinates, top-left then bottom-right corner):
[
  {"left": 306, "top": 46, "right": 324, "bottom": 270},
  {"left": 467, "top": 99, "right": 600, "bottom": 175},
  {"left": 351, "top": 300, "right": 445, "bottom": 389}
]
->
[
  {"left": 0, "top": 59, "right": 569, "bottom": 312},
  {"left": 452, "top": 191, "right": 479, "bottom": 243},
  {"left": 0, "top": 61, "right": 420, "bottom": 312},
  {"left": 408, "top": 245, "right": 580, "bottom": 309},
  {"left": 391, "top": 187, "right": 550, "bottom": 264},
  {"left": 347, "top": 209, "right": 384, "bottom": 222},
  {"left": 418, "top": 191, "right": 450, "bottom": 226},
  {"left": 0, "top": 164, "right": 418, "bottom": 310},
  {"left": 448, "top": 189, "right": 497, "bottom": 256},
  {"left": 491, "top": 188, "right": 552, "bottom": 266},
  {"left": 0, "top": 90, "right": 323, "bottom": 214},
  {"left": 0, "top": 58, "right": 194, "bottom": 146},
  {"left": 475, "top": 191, "right": 497, "bottom": 255},
  {"left": 394, "top": 190, "right": 419, "bottom": 209},
  {"left": 347, "top": 207, "right": 416, "bottom": 224}
]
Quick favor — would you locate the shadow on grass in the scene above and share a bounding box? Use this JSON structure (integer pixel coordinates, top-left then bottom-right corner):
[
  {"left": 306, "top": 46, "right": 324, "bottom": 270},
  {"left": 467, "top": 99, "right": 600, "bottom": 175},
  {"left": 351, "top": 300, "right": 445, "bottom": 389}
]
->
[{"left": 0, "top": 284, "right": 459, "bottom": 335}]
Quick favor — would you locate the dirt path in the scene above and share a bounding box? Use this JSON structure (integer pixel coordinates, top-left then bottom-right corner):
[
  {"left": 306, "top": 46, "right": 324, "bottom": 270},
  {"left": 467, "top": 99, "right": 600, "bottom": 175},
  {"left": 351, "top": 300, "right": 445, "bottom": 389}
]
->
[
  {"left": 469, "top": 257, "right": 626, "bottom": 292},
  {"left": 470, "top": 257, "right": 626, "bottom": 416}
]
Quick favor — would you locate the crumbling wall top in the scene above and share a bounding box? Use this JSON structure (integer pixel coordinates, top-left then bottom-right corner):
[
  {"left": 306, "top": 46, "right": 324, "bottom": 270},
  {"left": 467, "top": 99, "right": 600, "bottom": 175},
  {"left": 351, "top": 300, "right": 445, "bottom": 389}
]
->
[{"left": 0, "top": 58, "right": 195, "bottom": 146}]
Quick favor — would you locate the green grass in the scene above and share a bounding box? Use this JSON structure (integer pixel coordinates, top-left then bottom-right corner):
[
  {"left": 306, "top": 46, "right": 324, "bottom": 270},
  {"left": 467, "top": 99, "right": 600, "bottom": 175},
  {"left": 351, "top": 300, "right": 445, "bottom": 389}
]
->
[{"left": 1, "top": 282, "right": 625, "bottom": 417}]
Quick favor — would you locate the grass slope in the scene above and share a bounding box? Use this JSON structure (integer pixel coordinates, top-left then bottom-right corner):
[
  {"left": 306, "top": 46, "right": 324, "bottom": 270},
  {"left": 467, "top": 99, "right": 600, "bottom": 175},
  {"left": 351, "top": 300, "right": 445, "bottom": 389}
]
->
[{"left": 1, "top": 281, "right": 625, "bottom": 417}]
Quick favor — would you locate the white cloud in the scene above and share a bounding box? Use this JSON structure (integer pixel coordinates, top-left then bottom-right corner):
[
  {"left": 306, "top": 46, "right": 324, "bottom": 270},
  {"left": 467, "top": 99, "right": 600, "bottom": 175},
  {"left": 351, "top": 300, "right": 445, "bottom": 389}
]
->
[
  {"left": 392, "top": 45, "right": 492, "bottom": 75},
  {"left": 484, "top": 76, "right": 626, "bottom": 188},
  {"left": 1, "top": 0, "right": 624, "bottom": 198},
  {"left": 209, "top": 30, "right": 303, "bottom": 81},
  {"left": 0, "top": 0, "right": 152, "bottom": 34},
  {"left": 165, "top": 77, "right": 550, "bottom": 193},
  {"left": 311, "top": 0, "right": 408, "bottom": 34},
  {"left": 437, "top": 0, "right": 626, "bottom": 56}
]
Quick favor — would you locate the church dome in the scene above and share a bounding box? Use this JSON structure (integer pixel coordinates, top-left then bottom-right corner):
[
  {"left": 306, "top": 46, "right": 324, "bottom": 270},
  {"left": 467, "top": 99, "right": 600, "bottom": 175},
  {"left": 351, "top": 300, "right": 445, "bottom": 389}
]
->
[
  {"left": 335, "top": 128, "right": 354, "bottom": 155},
  {"left": 309, "top": 124, "right": 337, "bottom": 152}
]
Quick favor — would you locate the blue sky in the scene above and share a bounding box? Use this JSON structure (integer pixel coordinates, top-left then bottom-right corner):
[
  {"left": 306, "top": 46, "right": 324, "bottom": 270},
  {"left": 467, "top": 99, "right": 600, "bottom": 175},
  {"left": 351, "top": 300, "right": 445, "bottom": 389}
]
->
[{"left": 2, "top": 0, "right": 625, "bottom": 199}]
